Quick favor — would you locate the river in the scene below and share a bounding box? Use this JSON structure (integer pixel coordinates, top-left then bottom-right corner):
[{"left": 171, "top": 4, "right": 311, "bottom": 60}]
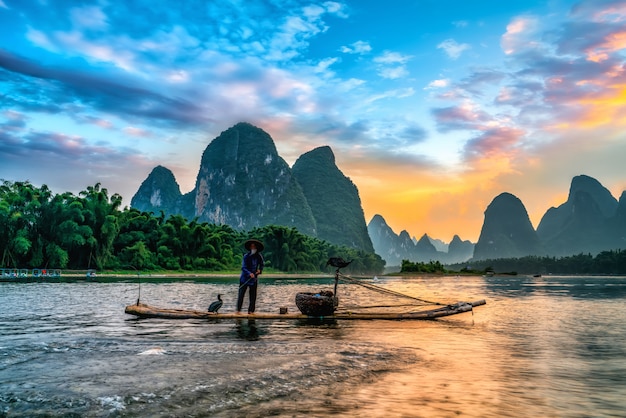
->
[{"left": 1, "top": 274, "right": 625, "bottom": 417}]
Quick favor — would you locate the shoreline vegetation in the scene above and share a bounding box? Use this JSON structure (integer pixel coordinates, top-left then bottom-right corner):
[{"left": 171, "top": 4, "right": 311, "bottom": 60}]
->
[
  {"left": 2, "top": 267, "right": 625, "bottom": 284},
  {"left": 0, "top": 180, "right": 385, "bottom": 275},
  {"left": 2, "top": 180, "right": 625, "bottom": 278}
]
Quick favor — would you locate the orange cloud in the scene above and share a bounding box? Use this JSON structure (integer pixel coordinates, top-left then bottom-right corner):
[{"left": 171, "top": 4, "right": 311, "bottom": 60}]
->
[
  {"left": 586, "top": 31, "right": 626, "bottom": 62},
  {"left": 576, "top": 84, "right": 626, "bottom": 127}
]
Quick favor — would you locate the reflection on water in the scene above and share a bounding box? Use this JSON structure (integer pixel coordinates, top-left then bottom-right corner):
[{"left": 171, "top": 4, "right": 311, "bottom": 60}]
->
[
  {"left": 1, "top": 276, "right": 625, "bottom": 417},
  {"left": 235, "top": 319, "right": 260, "bottom": 341}
]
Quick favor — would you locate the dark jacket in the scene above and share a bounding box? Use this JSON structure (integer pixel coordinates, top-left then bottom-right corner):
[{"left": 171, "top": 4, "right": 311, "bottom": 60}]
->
[{"left": 239, "top": 252, "right": 264, "bottom": 285}]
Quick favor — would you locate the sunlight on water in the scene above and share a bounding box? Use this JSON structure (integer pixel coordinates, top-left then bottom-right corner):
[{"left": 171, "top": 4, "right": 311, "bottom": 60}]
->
[{"left": 1, "top": 276, "right": 625, "bottom": 417}]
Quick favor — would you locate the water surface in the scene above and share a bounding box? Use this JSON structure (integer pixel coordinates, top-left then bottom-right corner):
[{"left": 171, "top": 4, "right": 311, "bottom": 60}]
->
[{"left": 1, "top": 275, "right": 625, "bottom": 417}]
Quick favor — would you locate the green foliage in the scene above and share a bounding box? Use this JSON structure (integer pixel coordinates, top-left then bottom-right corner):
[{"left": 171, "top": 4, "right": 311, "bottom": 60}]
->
[
  {"left": 247, "top": 225, "right": 384, "bottom": 274},
  {"left": 400, "top": 259, "right": 446, "bottom": 274},
  {"left": 448, "top": 250, "right": 626, "bottom": 275},
  {"left": 0, "top": 180, "right": 385, "bottom": 274}
]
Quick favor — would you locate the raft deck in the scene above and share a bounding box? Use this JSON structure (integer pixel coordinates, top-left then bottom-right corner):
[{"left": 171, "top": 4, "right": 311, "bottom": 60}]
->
[{"left": 125, "top": 300, "right": 486, "bottom": 320}]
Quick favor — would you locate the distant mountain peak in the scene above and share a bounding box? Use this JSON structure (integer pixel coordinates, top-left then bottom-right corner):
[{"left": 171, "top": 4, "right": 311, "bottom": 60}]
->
[
  {"left": 193, "top": 123, "right": 316, "bottom": 233},
  {"left": 367, "top": 214, "right": 473, "bottom": 266},
  {"left": 568, "top": 174, "right": 618, "bottom": 218},
  {"left": 130, "top": 165, "right": 182, "bottom": 217},
  {"left": 304, "top": 145, "right": 335, "bottom": 163},
  {"left": 537, "top": 175, "right": 619, "bottom": 255},
  {"left": 292, "top": 145, "right": 373, "bottom": 251},
  {"left": 473, "top": 192, "right": 543, "bottom": 260}
]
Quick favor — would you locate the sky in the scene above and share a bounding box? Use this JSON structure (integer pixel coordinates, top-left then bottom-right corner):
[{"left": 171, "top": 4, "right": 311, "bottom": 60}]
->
[{"left": 1, "top": 0, "right": 626, "bottom": 243}]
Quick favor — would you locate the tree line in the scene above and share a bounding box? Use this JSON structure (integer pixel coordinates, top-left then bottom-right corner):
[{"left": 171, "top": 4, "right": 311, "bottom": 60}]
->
[
  {"left": 0, "top": 180, "right": 385, "bottom": 274},
  {"left": 400, "top": 259, "right": 446, "bottom": 274},
  {"left": 446, "top": 251, "right": 626, "bottom": 275}
]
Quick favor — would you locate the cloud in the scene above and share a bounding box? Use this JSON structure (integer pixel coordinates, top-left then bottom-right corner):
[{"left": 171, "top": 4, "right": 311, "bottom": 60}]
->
[
  {"left": 430, "top": 0, "right": 626, "bottom": 166},
  {"left": 425, "top": 79, "right": 450, "bottom": 89},
  {"left": 437, "top": 39, "right": 471, "bottom": 59},
  {"left": 0, "top": 129, "right": 137, "bottom": 164},
  {"left": 123, "top": 126, "right": 153, "bottom": 138},
  {"left": 398, "top": 124, "right": 428, "bottom": 145},
  {"left": 376, "top": 66, "right": 409, "bottom": 80},
  {"left": 283, "top": 113, "right": 428, "bottom": 160},
  {"left": 555, "top": 19, "right": 626, "bottom": 63},
  {"left": 2, "top": 1, "right": 360, "bottom": 144},
  {"left": 314, "top": 57, "right": 339, "bottom": 74},
  {"left": 0, "top": 128, "right": 157, "bottom": 203},
  {"left": 570, "top": 0, "right": 626, "bottom": 22},
  {"left": 0, "top": 131, "right": 24, "bottom": 157},
  {"left": 0, "top": 49, "right": 209, "bottom": 127},
  {"left": 501, "top": 16, "right": 540, "bottom": 55},
  {"left": 373, "top": 51, "right": 411, "bottom": 65},
  {"left": 456, "top": 69, "right": 506, "bottom": 96},
  {"left": 463, "top": 126, "right": 525, "bottom": 160},
  {"left": 365, "top": 87, "right": 415, "bottom": 104},
  {"left": 335, "top": 77, "right": 366, "bottom": 92},
  {"left": 74, "top": 114, "right": 114, "bottom": 129},
  {"left": 1, "top": 110, "right": 27, "bottom": 132},
  {"left": 264, "top": 2, "right": 348, "bottom": 61},
  {"left": 431, "top": 102, "right": 492, "bottom": 132},
  {"left": 499, "top": 4, "right": 626, "bottom": 128},
  {"left": 373, "top": 51, "right": 412, "bottom": 79},
  {"left": 70, "top": 5, "right": 109, "bottom": 31},
  {"left": 289, "top": 117, "right": 370, "bottom": 146},
  {"left": 0, "top": 3, "right": 362, "bottom": 134},
  {"left": 26, "top": 28, "right": 57, "bottom": 52},
  {"left": 340, "top": 40, "right": 372, "bottom": 54},
  {"left": 494, "top": 79, "right": 544, "bottom": 107}
]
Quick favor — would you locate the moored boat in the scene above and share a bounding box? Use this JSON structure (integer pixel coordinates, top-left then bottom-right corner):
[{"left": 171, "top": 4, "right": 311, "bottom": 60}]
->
[{"left": 0, "top": 268, "right": 62, "bottom": 282}]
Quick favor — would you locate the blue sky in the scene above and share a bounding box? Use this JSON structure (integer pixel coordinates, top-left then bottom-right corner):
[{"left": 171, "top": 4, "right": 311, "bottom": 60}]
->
[{"left": 1, "top": 0, "right": 625, "bottom": 242}]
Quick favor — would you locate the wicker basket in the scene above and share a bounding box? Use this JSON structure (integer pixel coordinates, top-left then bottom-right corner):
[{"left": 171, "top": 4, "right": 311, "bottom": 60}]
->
[{"left": 295, "top": 291, "right": 338, "bottom": 316}]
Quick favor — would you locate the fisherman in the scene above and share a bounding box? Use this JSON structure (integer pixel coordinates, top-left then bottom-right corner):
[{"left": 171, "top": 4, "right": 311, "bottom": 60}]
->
[{"left": 237, "top": 239, "right": 264, "bottom": 314}]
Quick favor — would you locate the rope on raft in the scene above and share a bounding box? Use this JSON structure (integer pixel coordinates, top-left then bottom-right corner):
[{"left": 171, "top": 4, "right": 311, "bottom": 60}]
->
[{"left": 336, "top": 272, "right": 444, "bottom": 307}]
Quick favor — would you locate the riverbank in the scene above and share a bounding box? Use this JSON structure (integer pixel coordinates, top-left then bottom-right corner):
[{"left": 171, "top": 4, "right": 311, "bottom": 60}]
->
[
  {"left": 0, "top": 268, "right": 524, "bottom": 284},
  {"left": 0, "top": 271, "right": 337, "bottom": 284}
]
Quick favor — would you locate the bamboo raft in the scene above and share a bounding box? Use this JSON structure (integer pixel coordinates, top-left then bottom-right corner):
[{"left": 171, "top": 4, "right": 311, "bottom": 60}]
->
[{"left": 125, "top": 300, "right": 486, "bottom": 320}]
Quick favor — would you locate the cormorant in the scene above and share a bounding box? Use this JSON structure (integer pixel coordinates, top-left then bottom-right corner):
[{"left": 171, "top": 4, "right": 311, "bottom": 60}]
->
[
  {"left": 208, "top": 294, "right": 223, "bottom": 313},
  {"left": 326, "top": 257, "right": 352, "bottom": 269}
]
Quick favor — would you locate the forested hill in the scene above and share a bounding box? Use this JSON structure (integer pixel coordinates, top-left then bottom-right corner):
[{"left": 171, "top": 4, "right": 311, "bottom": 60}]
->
[
  {"left": 292, "top": 146, "right": 374, "bottom": 253},
  {"left": 131, "top": 123, "right": 373, "bottom": 253},
  {"left": 0, "top": 180, "right": 385, "bottom": 274}
]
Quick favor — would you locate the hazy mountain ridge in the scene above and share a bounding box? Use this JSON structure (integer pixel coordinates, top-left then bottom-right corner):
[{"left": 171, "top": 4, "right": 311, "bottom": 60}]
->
[
  {"left": 371, "top": 174, "right": 625, "bottom": 265},
  {"left": 535, "top": 175, "right": 619, "bottom": 256},
  {"left": 367, "top": 215, "right": 474, "bottom": 266}
]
